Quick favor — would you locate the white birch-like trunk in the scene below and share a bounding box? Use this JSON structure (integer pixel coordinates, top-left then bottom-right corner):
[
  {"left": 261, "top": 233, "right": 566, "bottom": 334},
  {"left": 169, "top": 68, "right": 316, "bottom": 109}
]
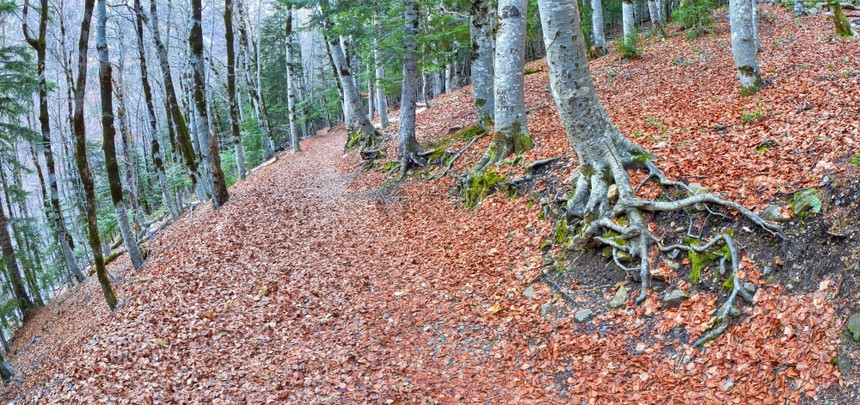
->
[
  {"left": 286, "top": 6, "right": 301, "bottom": 152},
  {"left": 622, "top": 0, "right": 635, "bottom": 40},
  {"left": 647, "top": 0, "right": 664, "bottom": 37},
  {"left": 472, "top": 0, "right": 531, "bottom": 172},
  {"left": 537, "top": 0, "right": 647, "bottom": 218},
  {"left": 470, "top": 0, "right": 495, "bottom": 125},
  {"left": 730, "top": 0, "right": 763, "bottom": 95},
  {"left": 330, "top": 37, "right": 378, "bottom": 149},
  {"left": 591, "top": 0, "right": 606, "bottom": 54}
]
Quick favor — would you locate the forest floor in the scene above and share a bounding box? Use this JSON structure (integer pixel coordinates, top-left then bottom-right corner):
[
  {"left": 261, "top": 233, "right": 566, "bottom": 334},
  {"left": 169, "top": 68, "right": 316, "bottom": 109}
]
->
[{"left": 3, "top": 5, "right": 860, "bottom": 404}]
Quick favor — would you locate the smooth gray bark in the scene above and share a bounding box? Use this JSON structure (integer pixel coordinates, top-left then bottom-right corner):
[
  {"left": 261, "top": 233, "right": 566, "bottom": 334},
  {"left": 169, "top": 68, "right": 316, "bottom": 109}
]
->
[
  {"left": 470, "top": 0, "right": 495, "bottom": 126},
  {"left": 751, "top": 0, "right": 763, "bottom": 52},
  {"left": 398, "top": 0, "right": 422, "bottom": 174},
  {"left": 330, "top": 37, "right": 379, "bottom": 151},
  {"left": 730, "top": 0, "right": 763, "bottom": 95},
  {"left": 472, "top": 0, "right": 531, "bottom": 172},
  {"left": 622, "top": 0, "right": 635, "bottom": 40},
  {"left": 374, "top": 21, "right": 389, "bottom": 128},
  {"left": 538, "top": 0, "right": 646, "bottom": 218},
  {"left": 286, "top": 6, "right": 301, "bottom": 152},
  {"left": 592, "top": 0, "right": 607, "bottom": 54}
]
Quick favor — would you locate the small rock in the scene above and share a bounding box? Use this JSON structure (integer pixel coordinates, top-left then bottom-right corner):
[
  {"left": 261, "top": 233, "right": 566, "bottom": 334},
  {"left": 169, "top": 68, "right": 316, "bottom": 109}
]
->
[
  {"left": 522, "top": 285, "right": 536, "bottom": 298},
  {"left": 760, "top": 205, "right": 790, "bottom": 223},
  {"left": 654, "top": 141, "right": 667, "bottom": 150},
  {"left": 688, "top": 183, "right": 710, "bottom": 195},
  {"left": 541, "top": 256, "right": 554, "bottom": 266},
  {"left": 607, "top": 184, "right": 619, "bottom": 203},
  {"left": 722, "top": 378, "right": 734, "bottom": 392},
  {"left": 837, "top": 354, "right": 853, "bottom": 375},
  {"left": 762, "top": 266, "right": 772, "bottom": 275},
  {"left": 793, "top": 188, "right": 822, "bottom": 216},
  {"left": 774, "top": 256, "right": 785, "bottom": 267},
  {"left": 662, "top": 289, "right": 689, "bottom": 307},
  {"left": 574, "top": 309, "right": 594, "bottom": 323},
  {"left": 664, "top": 259, "right": 680, "bottom": 270},
  {"left": 608, "top": 285, "right": 629, "bottom": 309},
  {"left": 540, "top": 303, "right": 556, "bottom": 317},
  {"left": 786, "top": 283, "right": 794, "bottom": 291},
  {"left": 743, "top": 282, "right": 757, "bottom": 294},
  {"left": 846, "top": 313, "right": 860, "bottom": 341}
]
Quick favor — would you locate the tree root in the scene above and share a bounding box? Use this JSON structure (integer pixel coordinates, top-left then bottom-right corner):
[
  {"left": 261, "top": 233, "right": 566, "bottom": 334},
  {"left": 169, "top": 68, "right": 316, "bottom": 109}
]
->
[{"left": 558, "top": 144, "right": 782, "bottom": 346}]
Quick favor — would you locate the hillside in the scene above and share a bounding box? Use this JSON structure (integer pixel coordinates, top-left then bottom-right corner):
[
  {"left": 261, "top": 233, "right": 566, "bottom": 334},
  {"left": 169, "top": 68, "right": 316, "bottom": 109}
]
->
[{"left": 2, "top": 6, "right": 859, "bottom": 403}]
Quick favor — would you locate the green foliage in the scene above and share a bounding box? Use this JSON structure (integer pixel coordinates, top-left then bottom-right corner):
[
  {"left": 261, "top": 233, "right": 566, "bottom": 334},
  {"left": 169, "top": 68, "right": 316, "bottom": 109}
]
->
[
  {"left": 850, "top": 154, "right": 860, "bottom": 165},
  {"left": 462, "top": 168, "right": 508, "bottom": 209},
  {"left": 741, "top": 109, "right": 763, "bottom": 123},
  {"left": 686, "top": 238, "right": 731, "bottom": 284},
  {"left": 672, "top": 0, "right": 717, "bottom": 38},
  {"left": 792, "top": 188, "right": 822, "bottom": 216},
  {"left": 615, "top": 32, "right": 639, "bottom": 58},
  {"left": 551, "top": 218, "right": 569, "bottom": 244}
]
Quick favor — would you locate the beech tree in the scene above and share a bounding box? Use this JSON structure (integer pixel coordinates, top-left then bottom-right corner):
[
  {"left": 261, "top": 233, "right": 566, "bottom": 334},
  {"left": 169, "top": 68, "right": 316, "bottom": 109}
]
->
[
  {"left": 225, "top": 0, "right": 247, "bottom": 179},
  {"left": 22, "top": 0, "right": 85, "bottom": 284},
  {"left": 591, "top": 0, "right": 607, "bottom": 54},
  {"left": 191, "top": 0, "right": 229, "bottom": 207},
  {"left": 285, "top": 5, "right": 301, "bottom": 152},
  {"left": 134, "top": 0, "right": 179, "bottom": 221},
  {"left": 398, "top": 0, "right": 422, "bottom": 174},
  {"left": 471, "top": 0, "right": 531, "bottom": 174},
  {"left": 97, "top": 0, "right": 145, "bottom": 271},
  {"left": 537, "top": 0, "right": 780, "bottom": 345},
  {"left": 373, "top": 18, "right": 390, "bottom": 128},
  {"left": 730, "top": 0, "right": 763, "bottom": 95},
  {"left": 470, "top": 0, "right": 494, "bottom": 125},
  {"left": 72, "top": 0, "right": 118, "bottom": 310}
]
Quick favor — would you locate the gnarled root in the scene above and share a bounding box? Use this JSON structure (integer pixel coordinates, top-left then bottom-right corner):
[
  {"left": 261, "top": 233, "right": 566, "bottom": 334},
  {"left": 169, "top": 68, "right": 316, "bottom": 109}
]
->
[{"left": 562, "top": 138, "right": 782, "bottom": 345}]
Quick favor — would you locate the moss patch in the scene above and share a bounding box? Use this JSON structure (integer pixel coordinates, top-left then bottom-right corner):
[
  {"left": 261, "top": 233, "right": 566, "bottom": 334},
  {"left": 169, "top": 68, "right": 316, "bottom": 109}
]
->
[{"left": 462, "top": 168, "right": 508, "bottom": 209}]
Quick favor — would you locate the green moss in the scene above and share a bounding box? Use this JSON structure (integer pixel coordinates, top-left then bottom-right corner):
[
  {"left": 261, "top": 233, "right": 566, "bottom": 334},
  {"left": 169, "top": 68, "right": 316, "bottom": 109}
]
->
[
  {"left": 524, "top": 67, "right": 543, "bottom": 75},
  {"left": 552, "top": 219, "right": 569, "bottom": 244},
  {"left": 685, "top": 237, "right": 730, "bottom": 284},
  {"left": 462, "top": 168, "right": 508, "bottom": 209},
  {"left": 452, "top": 125, "right": 488, "bottom": 142},
  {"left": 850, "top": 154, "right": 860, "bottom": 165},
  {"left": 378, "top": 160, "right": 401, "bottom": 173},
  {"left": 722, "top": 274, "right": 734, "bottom": 291},
  {"left": 104, "top": 251, "right": 121, "bottom": 266}
]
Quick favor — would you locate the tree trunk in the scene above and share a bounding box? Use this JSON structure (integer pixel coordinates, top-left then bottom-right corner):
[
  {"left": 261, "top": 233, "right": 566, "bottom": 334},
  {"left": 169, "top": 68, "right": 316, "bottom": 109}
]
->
[
  {"left": 828, "top": 0, "right": 856, "bottom": 37},
  {"left": 751, "top": 0, "right": 763, "bottom": 52},
  {"left": 329, "top": 37, "right": 381, "bottom": 155},
  {"left": 0, "top": 195, "right": 34, "bottom": 319},
  {"left": 237, "top": 11, "right": 275, "bottom": 155},
  {"left": 113, "top": 61, "right": 146, "bottom": 230},
  {"left": 97, "top": 0, "right": 145, "bottom": 272},
  {"left": 622, "top": 0, "right": 635, "bottom": 40},
  {"left": 470, "top": 0, "right": 495, "bottom": 126},
  {"left": 398, "top": 0, "right": 422, "bottom": 174},
  {"left": 648, "top": 0, "right": 666, "bottom": 38},
  {"left": 224, "top": 0, "right": 247, "bottom": 179},
  {"left": 74, "top": 0, "right": 117, "bottom": 310},
  {"left": 286, "top": 6, "right": 301, "bottom": 152},
  {"left": 22, "top": 0, "right": 85, "bottom": 284},
  {"left": 134, "top": 0, "right": 179, "bottom": 221},
  {"left": 592, "top": 0, "right": 607, "bottom": 54},
  {"left": 149, "top": 0, "right": 203, "bottom": 193},
  {"left": 472, "top": 0, "right": 532, "bottom": 173},
  {"left": 373, "top": 20, "right": 390, "bottom": 128},
  {"left": 730, "top": 0, "right": 763, "bottom": 96},
  {"left": 191, "top": 0, "right": 229, "bottom": 208}
]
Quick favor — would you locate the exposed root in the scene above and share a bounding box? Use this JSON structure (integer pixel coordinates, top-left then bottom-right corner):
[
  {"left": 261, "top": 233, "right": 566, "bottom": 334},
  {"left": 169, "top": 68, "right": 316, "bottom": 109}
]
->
[{"left": 556, "top": 143, "right": 782, "bottom": 345}]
